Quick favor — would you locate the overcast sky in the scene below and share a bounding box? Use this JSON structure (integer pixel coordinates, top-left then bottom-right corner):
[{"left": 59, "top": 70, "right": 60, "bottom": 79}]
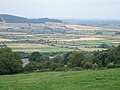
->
[{"left": 0, "top": 0, "right": 120, "bottom": 19}]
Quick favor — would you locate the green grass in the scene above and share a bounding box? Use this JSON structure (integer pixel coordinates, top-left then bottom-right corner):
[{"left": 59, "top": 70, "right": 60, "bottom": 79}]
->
[
  {"left": 12, "top": 48, "right": 74, "bottom": 53},
  {"left": 6, "top": 43, "right": 74, "bottom": 53},
  {"left": 0, "top": 69, "right": 120, "bottom": 90}
]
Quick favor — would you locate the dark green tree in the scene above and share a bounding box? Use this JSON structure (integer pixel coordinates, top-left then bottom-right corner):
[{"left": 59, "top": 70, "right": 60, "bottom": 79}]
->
[
  {"left": 29, "top": 52, "right": 49, "bottom": 62},
  {"left": 0, "top": 48, "right": 22, "bottom": 75},
  {"left": 53, "top": 54, "right": 64, "bottom": 63},
  {"left": 83, "top": 62, "right": 92, "bottom": 69},
  {"left": 23, "top": 61, "right": 40, "bottom": 72},
  {"left": 67, "top": 51, "right": 84, "bottom": 67},
  {"left": 98, "top": 43, "right": 109, "bottom": 48}
]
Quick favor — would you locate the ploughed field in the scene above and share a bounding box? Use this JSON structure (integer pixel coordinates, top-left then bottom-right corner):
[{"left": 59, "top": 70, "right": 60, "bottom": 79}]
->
[{"left": 0, "top": 69, "right": 120, "bottom": 90}]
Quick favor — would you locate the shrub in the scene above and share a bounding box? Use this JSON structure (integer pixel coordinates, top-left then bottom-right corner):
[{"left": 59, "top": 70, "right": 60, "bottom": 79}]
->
[
  {"left": 83, "top": 62, "right": 92, "bottom": 69},
  {"left": 106, "top": 62, "right": 114, "bottom": 69},
  {"left": 23, "top": 62, "right": 38, "bottom": 72},
  {"left": 66, "top": 62, "right": 73, "bottom": 68},
  {"left": 49, "top": 63, "right": 58, "bottom": 71},
  {"left": 92, "top": 63, "right": 98, "bottom": 70},
  {"left": 107, "top": 63, "right": 120, "bottom": 69}
]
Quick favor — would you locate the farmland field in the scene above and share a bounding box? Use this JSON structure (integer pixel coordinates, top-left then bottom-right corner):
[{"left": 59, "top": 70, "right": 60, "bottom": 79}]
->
[
  {"left": 0, "top": 21, "right": 120, "bottom": 53},
  {"left": 0, "top": 68, "right": 120, "bottom": 90},
  {"left": 6, "top": 43, "right": 75, "bottom": 53}
]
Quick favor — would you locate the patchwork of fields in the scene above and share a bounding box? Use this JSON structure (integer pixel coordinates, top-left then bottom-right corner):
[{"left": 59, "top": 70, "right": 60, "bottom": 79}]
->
[{"left": 0, "top": 22, "right": 120, "bottom": 53}]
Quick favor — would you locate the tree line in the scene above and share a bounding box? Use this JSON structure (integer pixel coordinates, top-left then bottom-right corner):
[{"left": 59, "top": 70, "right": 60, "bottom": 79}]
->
[
  {"left": 0, "top": 45, "right": 120, "bottom": 75},
  {"left": 24, "top": 45, "right": 120, "bottom": 72}
]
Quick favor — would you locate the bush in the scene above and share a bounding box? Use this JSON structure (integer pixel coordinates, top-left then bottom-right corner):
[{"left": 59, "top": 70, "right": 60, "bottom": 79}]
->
[
  {"left": 49, "top": 63, "right": 58, "bottom": 71},
  {"left": 106, "top": 62, "right": 114, "bottom": 69},
  {"left": 107, "top": 63, "right": 120, "bottom": 69},
  {"left": 23, "top": 62, "right": 39, "bottom": 72},
  {"left": 66, "top": 62, "right": 73, "bottom": 68},
  {"left": 83, "top": 62, "right": 92, "bottom": 69},
  {"left": 92, "top": 63, "right": 98, "bottom": 70}
]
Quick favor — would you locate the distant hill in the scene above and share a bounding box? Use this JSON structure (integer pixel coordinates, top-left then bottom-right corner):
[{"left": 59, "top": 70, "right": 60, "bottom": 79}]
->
[{"left": 0, "top": 14, "right": 62, "bottom": 23}]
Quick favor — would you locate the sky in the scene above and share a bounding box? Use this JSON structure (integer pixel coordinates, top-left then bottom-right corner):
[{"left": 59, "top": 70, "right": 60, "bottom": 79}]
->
[{"left": 0, "top": 0, "right": 120, "bottom": 19}]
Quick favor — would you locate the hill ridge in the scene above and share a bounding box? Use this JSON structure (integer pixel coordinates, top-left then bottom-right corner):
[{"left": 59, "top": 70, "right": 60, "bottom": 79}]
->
[{"left": 0, "top": 14, "right": 62, "bottom": 23}]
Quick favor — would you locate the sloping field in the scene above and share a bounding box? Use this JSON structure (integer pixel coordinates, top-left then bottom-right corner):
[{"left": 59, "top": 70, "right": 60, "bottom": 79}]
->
[{"left": 0, "top": 69, "right": 119, "bottom": 90}]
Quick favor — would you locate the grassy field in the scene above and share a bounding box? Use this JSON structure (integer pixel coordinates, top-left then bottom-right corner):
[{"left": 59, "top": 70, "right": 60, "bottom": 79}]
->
[
  {"left": 0, "top": 69, "right": 120, "bottom": 90},
  {"left": 7, "top": 43, "right": 74, "bottom": 53}
]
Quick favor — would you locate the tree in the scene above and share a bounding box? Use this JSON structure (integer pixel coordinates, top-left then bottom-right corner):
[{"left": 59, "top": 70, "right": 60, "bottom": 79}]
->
[
  {"left": 114, "top": 45, "right": 120, "bottom": 64},
  {"left": 83, "top": 62, "right": 92, "bottom": 69},
  {"left": 49, "top": 63, "right": 58, "bottom": 71},
  {"left": 92, "top": 63, "right": 98, "bottom": 70},
  {"left": 67, "top": 51, "right": 84, "bottom": 67},
  {"left": 97, "top": 52, "right": 109, "bottom": 67},
  {"left": 53, "top": 54, "right": 64, "bottom": 63},
  {"left": 62, "top": 52, "right": 72, "bottom": 64},
  {"left": 23, "top": 61, "right": 39, "bottom": 72},
  {"left": 0, "top": 48, "right": 22, "bottom": 75},
  {"left": 98, "top": 43, "right": 109, "bottom": 48},
  {"left": 98, "top": 60, "right": 102, "bottom": 68},
  {"left": 29, "top": 52, "right": 49, "bottom": 62},
  {"left": 105, "top": 45, "right": 120, "bottom": 64}
]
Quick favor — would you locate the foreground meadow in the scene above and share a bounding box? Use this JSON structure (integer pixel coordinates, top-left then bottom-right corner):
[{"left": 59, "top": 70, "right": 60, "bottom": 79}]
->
[{"left": 0, "top": 69, "right": 120, "bottom": 90}]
